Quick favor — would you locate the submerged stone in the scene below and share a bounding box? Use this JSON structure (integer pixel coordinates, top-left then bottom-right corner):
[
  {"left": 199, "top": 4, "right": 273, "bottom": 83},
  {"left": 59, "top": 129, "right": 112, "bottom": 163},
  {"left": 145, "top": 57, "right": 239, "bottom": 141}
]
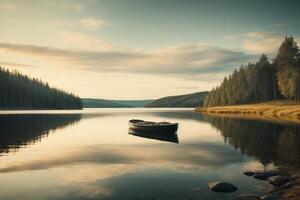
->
[
  {"left": 253, "top": 171, "right": 282, "bottom": 180},
  {"left": 244, "top": 171, "right": 255, "bottom": 176},
  {"left": 268, "top": 176, "right": 292, "bottom": 186},
  {"left": 208, "top": 181, "right": 238, "bottom": 193},
  {"left": 234, "top": 194, "right": 261, "bottom": 200},
  {"left": 290, "top": 174, "right": 299, "bottom": 180},
  {"left": 267, "top": 182, "right": 293, "bottom": 194},
  {"left": 253, "top": 173, "right": 270, "bottom": 180},
  {"left": 271, "top": 190, "right": 288, "bottom": 196}
]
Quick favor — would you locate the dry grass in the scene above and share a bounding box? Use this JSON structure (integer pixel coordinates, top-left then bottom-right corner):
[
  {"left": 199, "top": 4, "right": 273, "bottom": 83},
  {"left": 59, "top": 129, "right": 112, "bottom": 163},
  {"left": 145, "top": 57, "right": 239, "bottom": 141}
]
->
[{"left": 196, "top": 101, "right": 300, "bottom": 124}]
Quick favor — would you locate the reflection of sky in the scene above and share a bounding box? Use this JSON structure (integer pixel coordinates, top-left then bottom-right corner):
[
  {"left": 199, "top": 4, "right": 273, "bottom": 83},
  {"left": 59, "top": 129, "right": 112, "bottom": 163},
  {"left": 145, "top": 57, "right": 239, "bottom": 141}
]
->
[{"left": 0, "top": 109, "right": 270, "bottom": 200}]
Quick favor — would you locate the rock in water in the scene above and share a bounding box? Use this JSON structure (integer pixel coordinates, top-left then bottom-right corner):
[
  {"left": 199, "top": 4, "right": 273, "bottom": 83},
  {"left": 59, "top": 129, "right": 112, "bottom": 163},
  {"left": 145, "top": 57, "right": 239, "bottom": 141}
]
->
[
  {"left": 267, "top": 182, "right": 293, "bottom": 194},
  {"left": 253, "top": 170, "right": 281, "bottom": 180},
  {"left": 268, "top": 176, "right": 292, "bottom": 186},
  {"left": 234, "top": 194, "right": 261, "bottom": 200},
  {"left": 244, "top": 171, "right": 255, "bottom": 176},
  {"left": 253, "top": 173, "right": 270, "bottom": 180},
  {"left": 271, "top": 190, "right": 288, "bottom": 196},
  {"left": 208, "top": 181, "right": 238, "bottom": 193}
]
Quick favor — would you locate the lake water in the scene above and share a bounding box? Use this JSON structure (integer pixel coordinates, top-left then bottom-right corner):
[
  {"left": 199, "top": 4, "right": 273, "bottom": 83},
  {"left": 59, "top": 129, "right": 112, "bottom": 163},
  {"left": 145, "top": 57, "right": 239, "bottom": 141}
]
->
[{"left": 0, "top": 108, "right": 299, "bottom": 200}]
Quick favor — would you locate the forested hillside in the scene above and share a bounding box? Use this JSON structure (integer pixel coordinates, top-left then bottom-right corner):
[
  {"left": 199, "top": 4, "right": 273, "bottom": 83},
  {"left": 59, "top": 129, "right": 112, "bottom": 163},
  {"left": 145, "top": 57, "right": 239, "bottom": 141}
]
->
[
  {"left": 145, "top": 91, "right": 209, "bottom": 108},
  {"left": 82, "top": 98, "right": 131, "bottom": 108},
  {"left": 204, "top": 36, "right": 300, "bottom": 107},
  {"left": 82, "top": 98, "right": 153, "bottom": 108},
  {"left": 0, "top": 67, "right": 82, "bottom": 109},
  {"left": 114, "top": 99, "right": 154, "bottom": 107}
]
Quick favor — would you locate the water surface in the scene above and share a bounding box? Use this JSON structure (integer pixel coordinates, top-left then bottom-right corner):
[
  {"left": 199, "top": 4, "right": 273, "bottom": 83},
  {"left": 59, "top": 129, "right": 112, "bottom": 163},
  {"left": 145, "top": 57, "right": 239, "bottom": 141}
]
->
[{"left": 0, "top": 108, "right": 299, "bottom": 200}]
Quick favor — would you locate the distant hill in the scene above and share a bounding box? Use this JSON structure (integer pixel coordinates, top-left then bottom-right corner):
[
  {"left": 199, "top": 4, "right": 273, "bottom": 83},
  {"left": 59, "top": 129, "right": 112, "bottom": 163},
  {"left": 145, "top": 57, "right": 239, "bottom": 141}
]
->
[
  {"left": 113, "top": 100, "right": 154, "bottom": 107},
  {"left": 82, "top": 98, "right": 153, "bottom": 108},
  {"left": 145, "top": 92, "right": 209, "bottom": 108}
]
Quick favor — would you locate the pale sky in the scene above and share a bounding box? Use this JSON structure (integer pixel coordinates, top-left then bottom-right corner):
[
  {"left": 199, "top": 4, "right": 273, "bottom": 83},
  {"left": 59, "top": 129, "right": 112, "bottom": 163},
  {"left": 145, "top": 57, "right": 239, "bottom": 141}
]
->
[{"left": 0, "top": 0, "right": 300, "bottom": 99}]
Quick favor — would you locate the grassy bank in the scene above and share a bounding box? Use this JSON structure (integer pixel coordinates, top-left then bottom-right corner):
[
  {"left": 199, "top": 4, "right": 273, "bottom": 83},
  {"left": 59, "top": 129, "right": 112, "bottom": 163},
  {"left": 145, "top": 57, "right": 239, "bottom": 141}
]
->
[{"left": 196, "top": 101, "right": 300, "bottom": 124}]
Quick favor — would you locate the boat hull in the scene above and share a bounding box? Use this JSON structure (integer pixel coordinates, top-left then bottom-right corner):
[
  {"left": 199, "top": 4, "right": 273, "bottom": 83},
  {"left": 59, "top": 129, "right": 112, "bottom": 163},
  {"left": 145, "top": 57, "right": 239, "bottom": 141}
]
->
[{"left": 129, "top": 120, "right": 178, "bottom": 133}]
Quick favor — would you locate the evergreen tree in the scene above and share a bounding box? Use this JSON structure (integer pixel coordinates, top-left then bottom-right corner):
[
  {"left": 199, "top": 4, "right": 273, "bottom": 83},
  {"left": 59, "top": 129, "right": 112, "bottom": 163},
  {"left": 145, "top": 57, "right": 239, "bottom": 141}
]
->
[
  {"left": 275, "top": 36, "right": 300, "bottom": 100},
  {"left": 204, "top": 54, "right": 279, "bottom": 107},
  {"left": 203, "top": 36, "right": 300, "bottom": 107},
  {"left": 0, "top": 67, "right": 82, "bottom": 109}
]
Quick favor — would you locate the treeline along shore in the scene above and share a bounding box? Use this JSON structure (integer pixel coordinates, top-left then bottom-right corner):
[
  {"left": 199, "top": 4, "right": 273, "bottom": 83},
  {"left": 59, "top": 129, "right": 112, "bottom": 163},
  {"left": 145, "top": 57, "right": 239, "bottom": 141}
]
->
[
  {"left": 145, "top": 91, "right": 208, "bottom": 108},
  {"left": 0, "top": 67, "right": 82, "bottom": 109},
  {"left": 197, "top": 36, "right": 300, "bottom": 123}
]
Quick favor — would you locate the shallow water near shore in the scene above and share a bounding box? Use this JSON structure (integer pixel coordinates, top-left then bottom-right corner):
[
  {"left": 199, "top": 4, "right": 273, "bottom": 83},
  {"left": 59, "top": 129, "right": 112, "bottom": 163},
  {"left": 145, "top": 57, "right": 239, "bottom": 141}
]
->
[{"left": 0, "top": 108, "right": 299, "bottom": 200}]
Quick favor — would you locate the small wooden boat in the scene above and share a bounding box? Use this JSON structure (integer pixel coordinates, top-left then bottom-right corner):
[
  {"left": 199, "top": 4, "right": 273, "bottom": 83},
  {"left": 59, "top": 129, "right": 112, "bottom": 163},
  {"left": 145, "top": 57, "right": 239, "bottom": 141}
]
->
[{"left": 129, "top": 119, "right": 178, "bottom": 133}]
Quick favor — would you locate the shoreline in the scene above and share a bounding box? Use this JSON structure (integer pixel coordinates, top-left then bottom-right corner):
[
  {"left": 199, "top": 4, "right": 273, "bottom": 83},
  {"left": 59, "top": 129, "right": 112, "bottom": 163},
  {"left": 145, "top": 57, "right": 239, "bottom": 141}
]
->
[
  {"left": 196, "top": 101, "right": 300, "bottom": 124},
  {"left": 196, "top": 102, "right": 300, "bottom": 199}
]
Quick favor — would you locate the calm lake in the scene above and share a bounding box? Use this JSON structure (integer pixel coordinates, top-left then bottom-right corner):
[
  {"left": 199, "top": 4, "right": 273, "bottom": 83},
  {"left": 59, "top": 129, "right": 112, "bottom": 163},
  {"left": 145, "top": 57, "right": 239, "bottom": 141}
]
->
[{"left": 0, "top": 108, "right": 299, "bottom": 200}]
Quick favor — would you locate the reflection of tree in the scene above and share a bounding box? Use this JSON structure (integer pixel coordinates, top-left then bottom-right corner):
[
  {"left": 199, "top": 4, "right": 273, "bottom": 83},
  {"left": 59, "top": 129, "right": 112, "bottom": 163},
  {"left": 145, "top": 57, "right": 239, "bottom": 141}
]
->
[
  {"left": 154, "top": 111, "right": 206, "bottom": 122},
  {"left": 0, "top": 114, "right": 81, "bottom": 154},
  {"left": 204, "top": 115, "right": 300, "bottom": 167},
  {"left": 277, "top": 127, "right": 300, "bottom": 164}
]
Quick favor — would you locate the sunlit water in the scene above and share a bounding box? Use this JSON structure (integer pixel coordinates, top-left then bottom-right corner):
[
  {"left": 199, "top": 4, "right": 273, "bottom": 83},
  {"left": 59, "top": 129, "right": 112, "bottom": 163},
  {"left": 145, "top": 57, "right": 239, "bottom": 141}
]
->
[{"left": 0, "top": 108, "right": 299, "bottom": 200}]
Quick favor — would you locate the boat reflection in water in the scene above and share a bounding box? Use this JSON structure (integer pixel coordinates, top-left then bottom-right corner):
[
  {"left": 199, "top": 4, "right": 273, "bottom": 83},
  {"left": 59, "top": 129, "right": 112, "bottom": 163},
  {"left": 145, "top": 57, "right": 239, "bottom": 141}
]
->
[
  {"left": 128, "top": 119, "right": 179, "bottom": 143},
  {"left": 128, "top": 129, "right": 179, "bottom": 143}
]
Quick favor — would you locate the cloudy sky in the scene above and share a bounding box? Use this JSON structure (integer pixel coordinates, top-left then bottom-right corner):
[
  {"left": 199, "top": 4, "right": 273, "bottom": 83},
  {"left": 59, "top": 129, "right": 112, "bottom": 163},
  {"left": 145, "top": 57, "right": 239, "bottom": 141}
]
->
[{"left": 0, "top": 0, "right": 300, "bottom": 99}]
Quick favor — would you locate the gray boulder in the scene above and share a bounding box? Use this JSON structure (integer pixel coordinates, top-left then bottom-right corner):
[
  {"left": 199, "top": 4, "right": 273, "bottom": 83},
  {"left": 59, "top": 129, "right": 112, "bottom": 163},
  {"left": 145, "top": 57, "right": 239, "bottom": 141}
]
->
[{"left": 208, "top": 181, "right": 238, "bottom": 193}]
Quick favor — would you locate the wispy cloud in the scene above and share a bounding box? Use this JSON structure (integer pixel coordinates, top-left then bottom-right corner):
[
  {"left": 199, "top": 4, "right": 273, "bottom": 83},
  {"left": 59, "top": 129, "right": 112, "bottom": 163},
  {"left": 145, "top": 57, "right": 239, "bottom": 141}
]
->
[
  {"left": 45, "top": 0, "right": 85, "bottom": 13},
  {"left": 243, "top": 32, "right": 300, "bottom": 55},
  {"left": 222, "top": 32, "right": 299, "bottom": 55},
  {"left": 223, "top": 35, "right": 240, "bottom": 40},
  {"left": 0, "top": 61, "right": 34, "bottom": 67},
  {"left": 0, "top": 42, "right": 256, "bottom": 76},
  {"left": 80, "top": 18, "right": 108, "bottom": 30},
  {"left": 271, "top": 23, "right": 288, "bottom": 28},
  {"left": 243, "top": 32, "right": 281, "bottom": 54},
  {"left": 62, "top": 31, "right": 119, "bottom": 51},
  {"left": 0, "top": 2, "right": 16, "bottom": 11}
]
